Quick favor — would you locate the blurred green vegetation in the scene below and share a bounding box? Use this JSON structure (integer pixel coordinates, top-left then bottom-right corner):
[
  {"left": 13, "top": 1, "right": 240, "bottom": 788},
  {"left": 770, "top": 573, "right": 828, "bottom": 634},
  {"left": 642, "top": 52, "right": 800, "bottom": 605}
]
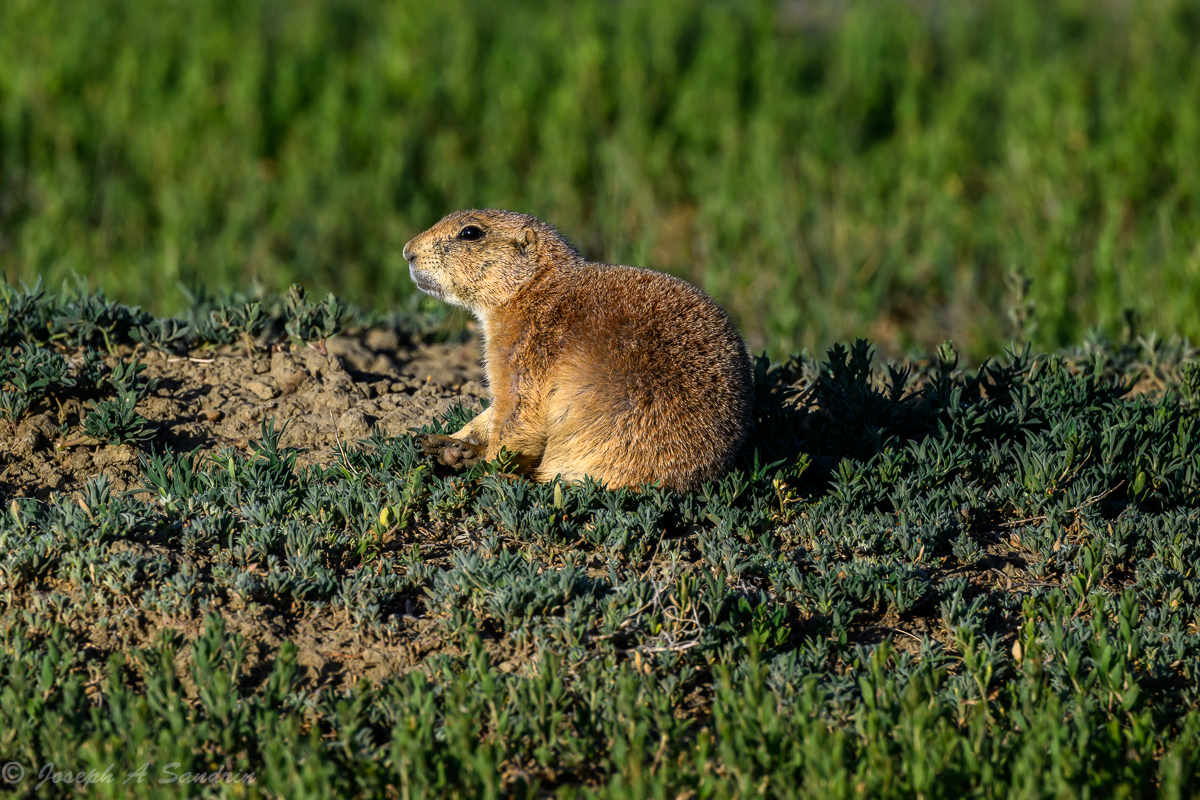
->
[{"left": 1, "top": 0, "right": 1198, "bottom": 358}]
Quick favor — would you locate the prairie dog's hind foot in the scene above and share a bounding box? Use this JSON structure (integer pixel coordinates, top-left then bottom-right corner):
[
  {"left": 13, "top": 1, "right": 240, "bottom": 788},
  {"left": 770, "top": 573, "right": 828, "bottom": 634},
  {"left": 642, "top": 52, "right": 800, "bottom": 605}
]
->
[{"left": 419, "top": 433, "right": 484, "bottom": 469}]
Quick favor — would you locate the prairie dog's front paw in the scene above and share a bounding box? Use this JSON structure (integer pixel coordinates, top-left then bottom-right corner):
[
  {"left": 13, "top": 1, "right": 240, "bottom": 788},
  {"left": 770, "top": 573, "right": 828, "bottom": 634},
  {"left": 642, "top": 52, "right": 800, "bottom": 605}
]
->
[{"left": 419, "top": 433, "right": 484, "bottom": 469}]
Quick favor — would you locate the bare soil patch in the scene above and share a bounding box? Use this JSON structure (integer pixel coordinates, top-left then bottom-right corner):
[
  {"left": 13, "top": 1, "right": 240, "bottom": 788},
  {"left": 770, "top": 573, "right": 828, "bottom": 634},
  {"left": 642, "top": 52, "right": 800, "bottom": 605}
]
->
[{"left": 1, "top": 332, "right": 485, "bottom": 499}]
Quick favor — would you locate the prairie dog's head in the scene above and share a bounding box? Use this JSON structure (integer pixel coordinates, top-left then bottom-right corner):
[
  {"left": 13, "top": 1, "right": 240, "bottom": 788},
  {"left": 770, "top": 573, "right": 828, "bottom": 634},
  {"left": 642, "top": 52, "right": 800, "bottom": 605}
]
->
[{"left": 402, "top": 209, "right": 579, "bottom": 315}]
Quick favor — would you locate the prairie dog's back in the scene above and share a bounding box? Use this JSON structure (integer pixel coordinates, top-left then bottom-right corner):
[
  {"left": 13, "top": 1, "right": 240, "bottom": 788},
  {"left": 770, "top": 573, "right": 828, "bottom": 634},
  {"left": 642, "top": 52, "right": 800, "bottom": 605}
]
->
[{"left": 528, "top": 263, "right": 751, "bottom": 487}]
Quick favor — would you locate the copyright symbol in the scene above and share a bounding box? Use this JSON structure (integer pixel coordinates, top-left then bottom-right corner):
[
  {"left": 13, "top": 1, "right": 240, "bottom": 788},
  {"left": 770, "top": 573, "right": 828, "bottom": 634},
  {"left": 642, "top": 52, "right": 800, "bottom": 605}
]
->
[{"left": 2, "top": 762, "right": 23, "bottom": 783}]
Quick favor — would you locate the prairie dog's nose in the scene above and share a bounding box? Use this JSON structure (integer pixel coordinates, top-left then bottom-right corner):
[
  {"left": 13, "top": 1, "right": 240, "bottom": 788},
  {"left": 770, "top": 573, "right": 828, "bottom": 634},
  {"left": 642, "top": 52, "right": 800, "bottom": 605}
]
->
[{"left": 402, "top": 239, "right": 415, "bottom": 262}]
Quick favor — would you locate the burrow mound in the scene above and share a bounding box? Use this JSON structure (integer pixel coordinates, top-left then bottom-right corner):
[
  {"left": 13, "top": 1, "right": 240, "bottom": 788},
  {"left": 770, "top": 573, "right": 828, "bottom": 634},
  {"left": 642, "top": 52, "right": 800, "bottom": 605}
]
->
[{"left": 1, "top": 333, "right": 485, "bottom": 499}]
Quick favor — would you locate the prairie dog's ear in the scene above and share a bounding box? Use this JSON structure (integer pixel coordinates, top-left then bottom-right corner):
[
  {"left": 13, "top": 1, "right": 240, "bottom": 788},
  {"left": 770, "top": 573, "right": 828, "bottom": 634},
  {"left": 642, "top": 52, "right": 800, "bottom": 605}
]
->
[{"left": 517, "top": 226, "right": 537, "bottom": 255}]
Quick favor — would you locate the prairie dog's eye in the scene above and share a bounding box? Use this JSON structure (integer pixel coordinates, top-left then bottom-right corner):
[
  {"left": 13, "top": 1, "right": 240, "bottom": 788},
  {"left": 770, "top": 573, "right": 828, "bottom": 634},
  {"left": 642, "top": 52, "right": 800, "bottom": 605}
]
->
[{"left": 457, "top": 225, "right": 484, "bottom": 241}]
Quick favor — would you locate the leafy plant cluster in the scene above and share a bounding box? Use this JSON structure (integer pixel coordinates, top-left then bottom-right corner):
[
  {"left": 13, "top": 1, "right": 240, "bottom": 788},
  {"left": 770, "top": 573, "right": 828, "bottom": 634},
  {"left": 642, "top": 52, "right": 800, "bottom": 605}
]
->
[
  {"left": 0, "top": 278, "right": 367, "bottom": 354},
  {"left": 1, "top": 302, "right": 1199, "bottom": 795},
  {"left": 0, "top": 338, "right": 158, "bottom": 444}
]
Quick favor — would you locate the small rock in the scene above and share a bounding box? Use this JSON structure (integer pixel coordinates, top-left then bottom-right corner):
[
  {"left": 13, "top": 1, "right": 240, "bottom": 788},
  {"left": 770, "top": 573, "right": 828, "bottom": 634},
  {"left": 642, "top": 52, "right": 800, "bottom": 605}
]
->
[
  {"left": 201, "top": 408, "right": 224, "bottom": 422},
  {"left": 277, "top": 370, "right": 308, "bottom": 396},
  {"left": 246, "top": 380, "right": 277, "bottom": 401},
  {"left": 365, "top": 328, "right": 400, "bottom": 351},
  {"left": 280, "top": 420, "right": 315, "bottom": 449},
  {"left": 313, "top": 392, "right": 352, "bottom": 413},
  {"left": 21, "top": 426, "right": 49, "bottom": 454},
  {"left": 336, "top": 409, "right": 371, "bottom": 441},
  {"left": 143, "top": 397, "right": 175, "bottom": 415},
  {"left": 93, "top": 445, "right": 137, "bottom": 468},
  {"left": 325, "top": 336, "right": 374, "bottom": 371},
  {"left": 299, "top": 347, "right": 329, "bottom": 378},
  {"left": 15, "top": 413, "right": 57, "bottom": 455},
  {"left": 270, "top": 348, "right": 298, "bottom": 376},
  {"left": 368, "top": 355, "right": 396, "bottom": 374},
  {"left": 295, "top": 648, "right": 327, "bottom": 673},
  {"left": 62, "top": 451, "right": 93, "bottom": 472}
]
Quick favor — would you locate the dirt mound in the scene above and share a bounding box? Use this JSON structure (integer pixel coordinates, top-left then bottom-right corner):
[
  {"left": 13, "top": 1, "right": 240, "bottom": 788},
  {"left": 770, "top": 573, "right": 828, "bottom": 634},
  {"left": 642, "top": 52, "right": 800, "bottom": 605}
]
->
[{"left": 0, "top": 332, "right": 485, "bottom": 499}]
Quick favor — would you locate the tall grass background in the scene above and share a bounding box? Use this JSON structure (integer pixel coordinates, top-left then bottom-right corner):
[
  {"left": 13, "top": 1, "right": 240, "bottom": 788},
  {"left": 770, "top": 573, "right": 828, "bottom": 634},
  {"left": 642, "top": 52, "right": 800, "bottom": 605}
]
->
[{"left": 1, "top": 0, "right": 1198, "bottom": 358}]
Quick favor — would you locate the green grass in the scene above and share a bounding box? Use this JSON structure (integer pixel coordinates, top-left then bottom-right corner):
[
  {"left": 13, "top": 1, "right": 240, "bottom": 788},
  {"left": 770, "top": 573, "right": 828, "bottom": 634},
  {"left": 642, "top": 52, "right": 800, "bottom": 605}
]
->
[
  {"left": 2, "top": 0, "right": 1199, "bottom": 358},
  {"left": 2, "top": 286, "right": 1200, "bottom": 796}
]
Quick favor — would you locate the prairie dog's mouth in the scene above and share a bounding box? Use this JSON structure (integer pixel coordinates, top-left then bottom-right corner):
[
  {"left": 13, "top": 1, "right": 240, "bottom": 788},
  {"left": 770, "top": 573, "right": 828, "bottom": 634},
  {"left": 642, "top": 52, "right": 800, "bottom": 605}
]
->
[{"left": 408, "top": 265, "right": 446, "bottom": 301}]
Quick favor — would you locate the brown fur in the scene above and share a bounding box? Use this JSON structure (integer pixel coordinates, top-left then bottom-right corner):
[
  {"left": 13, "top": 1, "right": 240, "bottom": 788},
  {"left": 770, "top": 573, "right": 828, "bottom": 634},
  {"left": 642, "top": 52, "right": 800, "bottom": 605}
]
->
[{"left": 403, "top": 209, "right": 752, "bottom": 490}]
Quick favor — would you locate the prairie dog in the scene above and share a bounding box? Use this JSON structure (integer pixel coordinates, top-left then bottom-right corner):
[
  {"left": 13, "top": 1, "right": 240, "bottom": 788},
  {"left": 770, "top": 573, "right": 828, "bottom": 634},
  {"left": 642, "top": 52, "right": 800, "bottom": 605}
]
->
[{"left": 403, "top": 209, "right": 752, "bottom": 491}]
